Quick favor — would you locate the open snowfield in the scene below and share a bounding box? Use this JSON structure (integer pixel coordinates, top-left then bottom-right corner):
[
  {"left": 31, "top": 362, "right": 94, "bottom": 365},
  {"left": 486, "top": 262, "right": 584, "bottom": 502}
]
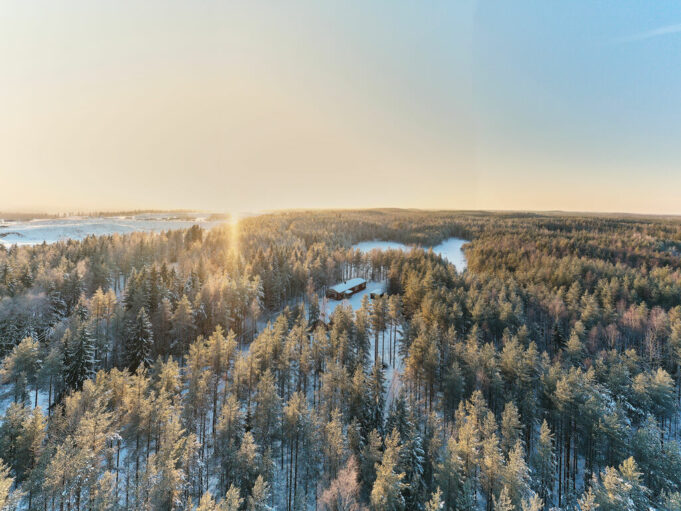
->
[
  {"left": 352, "top": 236, "right": 469, "bottom": 271},
  {"left": 0, "top": 213, "right": 225, "bottom": 247}
]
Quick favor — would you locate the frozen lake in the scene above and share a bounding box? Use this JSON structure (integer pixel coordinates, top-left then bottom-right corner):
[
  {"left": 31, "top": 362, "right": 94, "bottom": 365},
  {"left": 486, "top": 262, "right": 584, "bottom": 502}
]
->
[
  {"left": 352, "top": 237, "right": 469, "bottom": 271},
  {"left": 0, "top": 213, "right": 225, "bottom": 247}
]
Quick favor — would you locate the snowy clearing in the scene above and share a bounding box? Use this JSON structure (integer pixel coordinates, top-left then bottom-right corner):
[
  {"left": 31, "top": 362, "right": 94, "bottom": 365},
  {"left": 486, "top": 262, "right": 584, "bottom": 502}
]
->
[{"left": 321, "top": 279, "right": 386, "bottom": 320}]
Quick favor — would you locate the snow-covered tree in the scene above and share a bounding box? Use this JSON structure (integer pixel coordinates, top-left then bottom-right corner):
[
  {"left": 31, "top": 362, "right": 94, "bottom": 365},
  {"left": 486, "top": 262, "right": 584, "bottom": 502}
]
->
[
  {"left": 125, "top": 307, "right": 153, "bottom": 372},
  {"left": 64, "top": 324, "right": 95, "bottom": 391}
]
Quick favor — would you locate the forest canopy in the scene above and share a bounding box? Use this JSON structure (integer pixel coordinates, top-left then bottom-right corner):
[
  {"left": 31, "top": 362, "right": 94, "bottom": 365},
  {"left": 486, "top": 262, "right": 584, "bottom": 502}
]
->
[{"left": 1, "top": 209, "right": 681, "bottom": 510}]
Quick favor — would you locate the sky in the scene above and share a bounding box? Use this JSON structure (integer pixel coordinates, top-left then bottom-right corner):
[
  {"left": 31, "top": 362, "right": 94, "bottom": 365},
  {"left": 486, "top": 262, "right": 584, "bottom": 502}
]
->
[{"left": 1, "top": 1, "right": 681, "bottom": 215}]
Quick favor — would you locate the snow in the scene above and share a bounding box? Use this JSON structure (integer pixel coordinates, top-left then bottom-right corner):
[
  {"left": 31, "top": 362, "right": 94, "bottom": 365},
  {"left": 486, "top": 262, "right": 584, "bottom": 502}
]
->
[
  {"left": 352, "top": 240, "right": 412, "bottom": 252},
  {"left": 0, "top": 387, "right": 50, "bottom": 417},
  {"left": 322, "top": 280, "right": 386, "bottom": 320},
  {"left": 0, "top": 213, "right": 225, "bottom": 247},
  {"left": 328, "top": 277, "right": 367, "bottom": 295},
  {"left": 319, "top": 278, "right": 404, "bottom": 417},
  {"left": 352, "top": 237, "right": 469, "bottom": 271},
  {"left": 431, "top": 237, "right": 468, "bottom": 271}
]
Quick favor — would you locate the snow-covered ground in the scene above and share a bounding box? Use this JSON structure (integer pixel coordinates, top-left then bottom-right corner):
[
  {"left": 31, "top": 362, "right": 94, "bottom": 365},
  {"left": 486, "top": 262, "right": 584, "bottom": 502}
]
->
[
  {"left": 321, "top": 279, "right": 387, "bottom": 320},
  {"left": 352, "top": 236, "right": 469, "bottom": 271},
  {"left": 0, "top": 213, "right": 226, "bottom": 246},
  {"left": 0, "top": 387, "right": 50, "bottom": 417},
  {"left": 320, "top": 278, "right": 404, "bottom": 416}
]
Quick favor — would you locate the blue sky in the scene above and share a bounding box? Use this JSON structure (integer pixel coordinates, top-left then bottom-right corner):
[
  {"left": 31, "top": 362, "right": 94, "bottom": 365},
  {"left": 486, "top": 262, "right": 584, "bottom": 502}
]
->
[
  {"left": 1, "top": 1, "right": 680, "bottom": 213},
  {"left": 472, "top": 1, "right": 681, "bottom": 211}
]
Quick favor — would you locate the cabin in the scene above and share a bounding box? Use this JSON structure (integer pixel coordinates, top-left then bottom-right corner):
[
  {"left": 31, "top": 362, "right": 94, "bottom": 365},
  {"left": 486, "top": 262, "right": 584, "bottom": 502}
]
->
[{"left": 326, "top": 277, "right": 367, "bottom": 300}]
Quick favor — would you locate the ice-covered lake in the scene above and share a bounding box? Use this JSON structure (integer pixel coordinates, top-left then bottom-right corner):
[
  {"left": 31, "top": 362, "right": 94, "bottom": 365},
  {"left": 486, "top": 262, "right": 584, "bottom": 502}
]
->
[
  {"left": 0, "top": 213, "right": 225, "bottom": 247},
  {"left": 352, "top": 237, "right": 469, "bottom": 271}
]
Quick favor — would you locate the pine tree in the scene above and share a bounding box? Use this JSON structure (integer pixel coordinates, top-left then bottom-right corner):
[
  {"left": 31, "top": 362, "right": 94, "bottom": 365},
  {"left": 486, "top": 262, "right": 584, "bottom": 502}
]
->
[
  {"left": 370, "top": 429, "right": 406, "bottom": 511},
  {"left": 223, "top": 485, "right": 244, "bottom": 511},
  {"left": 0, "top": 459, "right": 22, "bottom": 511},
  {"left": 481, "top": 414, "right": 503, "bottom": 511},
  {"left": 577, "top": 487, "right": 597, "bottom": 511},
  {"left": 247, "top": 475, "right": 271, "bottom": 511},
  {"left": 324, "top": 408, "right": 346, "bottom": 481},
  {"left": 521, "top": 495, "right": 543, "bottom": 511},
  {"left": 592, "top": 457, "right": 650, "bottom": 511},
  {"left": 217, "top": 393, "right": 244, "bottom": 487},
  {"left": 0, "top": 336, "right": 40, "bottom": 405},
  {"left": 0, "top": 403, "right": 29, "bottom": 479},
  {"left": 252, "top": 369, "right": 281, "bottom": 453},
  {"left": 197, "top": 492, "right": 220, "bottom": 511},
  {"left": 361, "top": 429, "right": 383, "bottom": 499},
  {"left": 148, "top": 413, "right": 198, "bottom": 511},
  {"left": 171, "top": 295, "right": 195, "bottom": 359},
  {"left": 197, "top": 488, "right": 243, "bottom": 511},
  {"left": 504, "top": 440, "right": 530, "bottom": 508},
  {"left": 15, "top": 406, "right": 46, "bottom": 505},
  {"left": 235, "top": 432, "right": 261, "bottom": 496},
  {"left": 531, "top": 420, "right": 555, "bottom": 507},
  {"left": 125, "top": 307, "right": 153, "bottom": 373},
  {"left": 155, "top": 297, "right": 174, "bottom": 357},
  {"left": 500, "top": 402, "right": 522, "bottom": 456},
  {"left": 425, "top": 487, "right": 443, "bottom": 511},
  {"left": 282, "top": 391, "right": 312, "bottom": 511},
  {"left": 493, "top": 486, "right": 514, "bottom": 511},
  {"left": 436, "top": 434, "right": 466, "bottom": 510}
]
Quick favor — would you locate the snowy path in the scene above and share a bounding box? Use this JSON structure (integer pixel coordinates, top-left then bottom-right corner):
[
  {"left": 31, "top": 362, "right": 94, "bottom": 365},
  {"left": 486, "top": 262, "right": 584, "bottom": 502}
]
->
[{"left": 384, "top": 368, "right": 402, "bottom": 419}]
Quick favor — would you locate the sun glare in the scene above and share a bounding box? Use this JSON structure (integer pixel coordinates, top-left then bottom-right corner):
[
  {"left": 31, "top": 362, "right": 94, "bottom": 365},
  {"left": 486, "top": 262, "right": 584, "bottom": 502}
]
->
[{"left": 229, "top": 212, "right": 240, "bottom": 257}]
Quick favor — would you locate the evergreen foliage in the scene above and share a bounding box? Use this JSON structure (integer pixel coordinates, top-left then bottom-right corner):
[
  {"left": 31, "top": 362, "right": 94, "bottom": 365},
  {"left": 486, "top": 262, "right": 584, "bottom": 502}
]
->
[{"left": 0, "top": 210, "right": 681, "bottom": 509}]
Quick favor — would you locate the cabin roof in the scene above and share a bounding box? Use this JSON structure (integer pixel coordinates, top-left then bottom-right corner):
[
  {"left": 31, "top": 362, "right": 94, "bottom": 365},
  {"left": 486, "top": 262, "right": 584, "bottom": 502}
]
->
[{"left": 328, "top": 277, "right": 366, "bottom": 294}]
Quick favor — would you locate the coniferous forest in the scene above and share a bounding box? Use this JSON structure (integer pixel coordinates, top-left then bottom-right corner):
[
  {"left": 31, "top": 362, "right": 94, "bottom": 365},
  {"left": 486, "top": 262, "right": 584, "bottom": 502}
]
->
[{"left": 2, "top": 209, "right": 681, "bottom": 510}]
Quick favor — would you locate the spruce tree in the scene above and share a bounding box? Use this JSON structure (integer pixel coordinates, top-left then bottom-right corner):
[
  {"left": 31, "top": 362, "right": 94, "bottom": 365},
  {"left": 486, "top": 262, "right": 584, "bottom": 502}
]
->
[
  {"left": 125, "top": 307, "right": 153, "bottom": 373},
  {"left": 64, "top": 324, "right": 95, "bottom": 391},
  {"left": 367, "top": 362, "right": 386, "bottom": 434}
]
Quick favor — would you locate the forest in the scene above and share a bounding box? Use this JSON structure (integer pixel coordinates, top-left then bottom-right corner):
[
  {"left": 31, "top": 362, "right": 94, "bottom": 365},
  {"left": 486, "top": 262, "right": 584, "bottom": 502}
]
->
[{"left": 2, "top": 209, "right": 681, "bottom": 510}]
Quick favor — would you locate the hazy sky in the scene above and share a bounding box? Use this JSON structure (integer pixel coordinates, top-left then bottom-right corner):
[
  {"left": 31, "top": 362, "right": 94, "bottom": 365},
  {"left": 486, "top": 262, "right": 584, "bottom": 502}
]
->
[{"left": 2, "top": 1, "right": 681, "bottom": 214}]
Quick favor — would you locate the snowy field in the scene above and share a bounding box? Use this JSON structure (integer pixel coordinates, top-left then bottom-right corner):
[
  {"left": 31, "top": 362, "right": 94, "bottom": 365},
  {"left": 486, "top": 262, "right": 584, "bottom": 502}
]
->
[
  {"left": 0, "top": 213, "right": 225, "bottom": 247},
  {"left": 352, "top": 236, "right": 469, "bottom": 271}
]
